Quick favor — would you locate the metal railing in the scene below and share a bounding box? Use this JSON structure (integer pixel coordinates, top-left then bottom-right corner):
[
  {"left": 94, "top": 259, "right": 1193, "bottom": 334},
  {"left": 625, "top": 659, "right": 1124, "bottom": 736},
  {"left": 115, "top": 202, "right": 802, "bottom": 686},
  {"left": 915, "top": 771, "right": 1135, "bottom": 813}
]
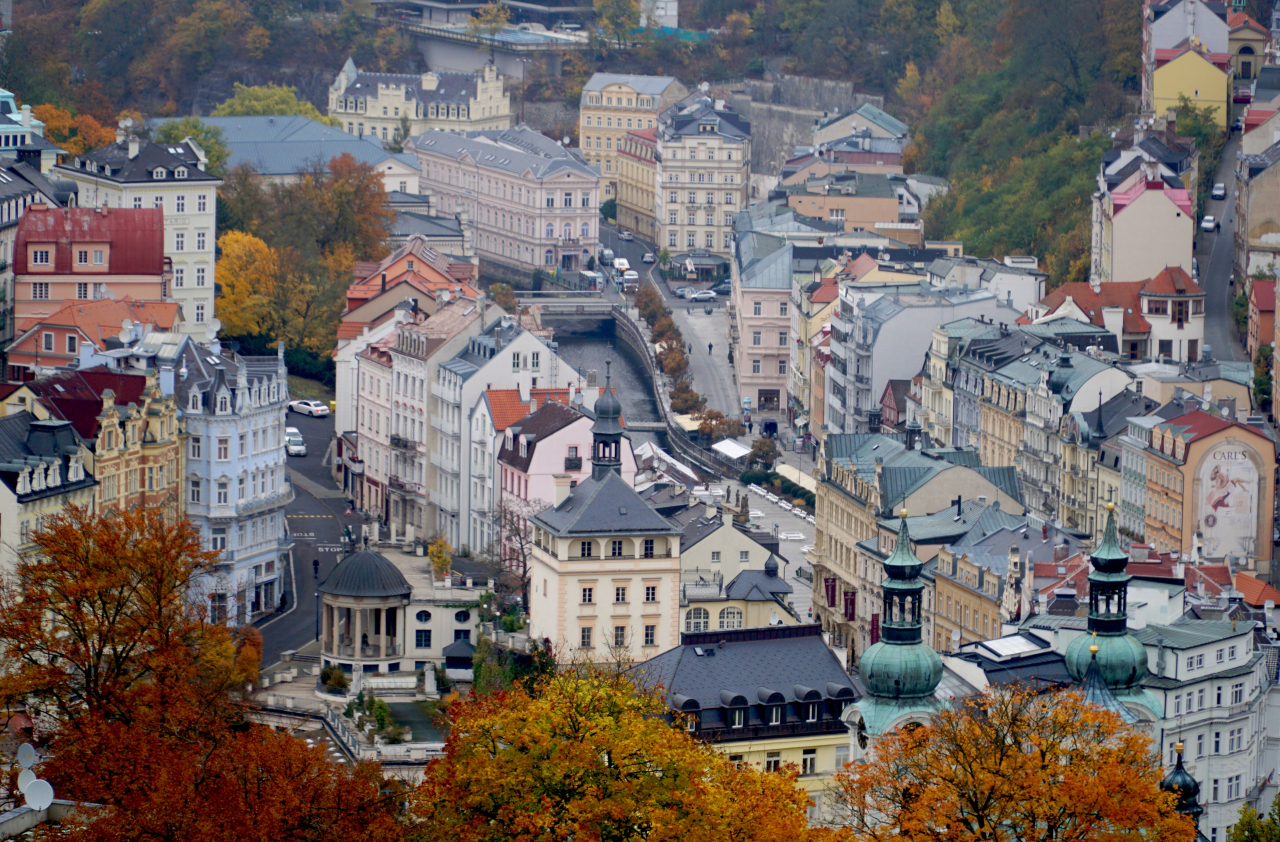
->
[{"left": 236, "top": 482, "right": 295, "bottom": 516}]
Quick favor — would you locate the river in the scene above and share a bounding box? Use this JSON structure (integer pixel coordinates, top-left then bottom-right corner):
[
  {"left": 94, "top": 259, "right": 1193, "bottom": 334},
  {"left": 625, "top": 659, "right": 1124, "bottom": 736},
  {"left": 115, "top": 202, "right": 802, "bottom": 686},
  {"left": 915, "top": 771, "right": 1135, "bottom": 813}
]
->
[{"left": 554, "top": 332, "right": 661, "bottom": 448}]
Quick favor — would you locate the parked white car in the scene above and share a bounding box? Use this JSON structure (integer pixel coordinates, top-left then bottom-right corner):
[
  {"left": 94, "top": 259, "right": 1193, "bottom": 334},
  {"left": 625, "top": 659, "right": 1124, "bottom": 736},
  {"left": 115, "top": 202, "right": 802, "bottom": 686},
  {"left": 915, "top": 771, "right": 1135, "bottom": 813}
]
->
[{"left": 288, "top": 400, "right": 330, "bottom": 417}]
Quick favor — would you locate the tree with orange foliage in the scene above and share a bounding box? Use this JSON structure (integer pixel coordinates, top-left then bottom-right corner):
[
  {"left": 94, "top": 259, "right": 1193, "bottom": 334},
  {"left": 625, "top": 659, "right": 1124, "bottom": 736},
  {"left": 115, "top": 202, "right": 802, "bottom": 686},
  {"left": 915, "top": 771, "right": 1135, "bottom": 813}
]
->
[
  {"left": 410, "top": 668, "right": 823, "bottom": 842},
  {"left": 829, "top": 688, "right": 1196, "bottom": 842},
  {"left": 31, "top": 104, "right": 116, "bottom": 156},
  {"left": 0, "top": 506, "right": 404, "bottom": 842},
  {"left": 0, "top": 506, "right": 240, "bottom": 723}
]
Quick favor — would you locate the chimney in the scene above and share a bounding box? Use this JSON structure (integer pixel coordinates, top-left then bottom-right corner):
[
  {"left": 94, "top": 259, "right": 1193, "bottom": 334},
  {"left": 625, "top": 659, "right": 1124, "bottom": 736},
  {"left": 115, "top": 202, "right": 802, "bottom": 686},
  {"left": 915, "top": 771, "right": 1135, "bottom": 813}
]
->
[
  {"left": 381, "top": 271, "right": 387, "bottom": 293},
  {"left": 552, "top": 473, "right": 572, "bottom": 506},
  {"left": 127, "top": 137, "right": 140, "bottom": 159},
  {"left": 20, "top": 104, "right": 30, "bottom": 128},
  {"left": 1053, "top": 542, "right": 1069, "bottom": 563},
  {"left": 954, "top": 495, "right": 962, "bottom": 517},
  {"left": 705, "top": 502, "right": 716, "bottom": 520},
  {"left": 904, "top": 419, "right": 920, "bottom": 451}
]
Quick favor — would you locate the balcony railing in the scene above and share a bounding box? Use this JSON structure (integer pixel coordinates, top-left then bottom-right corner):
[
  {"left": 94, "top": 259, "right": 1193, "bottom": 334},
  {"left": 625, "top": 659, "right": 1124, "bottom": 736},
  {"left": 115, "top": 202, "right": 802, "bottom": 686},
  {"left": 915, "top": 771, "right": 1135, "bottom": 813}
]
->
[
  {"left": 564, "top": 456, "right": 583, "bottom": 471},
  {"left": 323, "top": 641, "right": 404, "bottom": 658},
  {"left": 431, "top": 414, "right": 461, "bottom": 437},
  {"left": 235, "top": 482, "right": 295, "bottom": 517},
  {"left": 390, "top": 434, "right": 419, "bottom": 452},
  {"left": 430, "top": 450, "right": 460, "bottom": 474}
]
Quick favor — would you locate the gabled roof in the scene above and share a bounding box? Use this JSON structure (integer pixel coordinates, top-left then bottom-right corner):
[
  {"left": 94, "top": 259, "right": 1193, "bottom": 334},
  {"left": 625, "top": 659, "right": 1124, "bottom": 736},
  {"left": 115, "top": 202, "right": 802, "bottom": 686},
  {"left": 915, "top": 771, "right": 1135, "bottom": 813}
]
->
[
  {"left": 723, "top": 567, "right": 793, "bottom": 601},
  {"left": 533, "top": 470, "right": 675, "bottom": 536},
  {"left": 1234, "top": 572, "right": 1280, "bottom": 607},
  {"left": 12, "top": 297, "right": 181, "bottom": 351},
  {"left": 14, "top": 206, "right": 165, "bottom": 275},
  {"left": 26, "top": 367, "right": 151, "bottom": 441},
  {"left": 497, "top": 401, "right": 586, "bottom": 472},
  {"left": 1110, "top": 176, "right": 1194, "bottom": 217},
  {"left": 583, "top": 73, "right": 682, "bottom": 95},
  {"left": 1036, "top": 282, "right": 1152, "bottom": 334},
  {"left": 1228, "top": 10, "right": 1268, "bottom": 33}
]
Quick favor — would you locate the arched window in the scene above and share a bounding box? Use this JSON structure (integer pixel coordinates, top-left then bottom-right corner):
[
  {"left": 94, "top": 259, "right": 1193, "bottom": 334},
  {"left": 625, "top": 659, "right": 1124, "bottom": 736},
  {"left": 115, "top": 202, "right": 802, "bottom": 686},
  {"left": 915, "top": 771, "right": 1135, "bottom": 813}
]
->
[
  {"left": 545, "top": 223, "right": 554, "bottom": 238},
  {"left": 218, "top": 394, "right": 229, "bottom": 413},
  {"left": 685, "top": 607, "right": 709, "bottom": 632},
  {"left": 719, "top": 607, "right": 743, "bottom": 630},
  {"left": 544, "top": 249, "right": 554, "bottom": 266}
]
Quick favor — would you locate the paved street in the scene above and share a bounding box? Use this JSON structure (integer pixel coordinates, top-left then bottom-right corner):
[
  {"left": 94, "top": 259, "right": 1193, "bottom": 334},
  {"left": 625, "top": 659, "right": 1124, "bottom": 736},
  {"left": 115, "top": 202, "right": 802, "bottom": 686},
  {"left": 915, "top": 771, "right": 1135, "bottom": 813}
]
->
[
  {"left": 258, "top": 411, "right": 363, "bottom": 666},
  {"left": 1199, "top": 132, "right": 1247, "bottom": 363}
]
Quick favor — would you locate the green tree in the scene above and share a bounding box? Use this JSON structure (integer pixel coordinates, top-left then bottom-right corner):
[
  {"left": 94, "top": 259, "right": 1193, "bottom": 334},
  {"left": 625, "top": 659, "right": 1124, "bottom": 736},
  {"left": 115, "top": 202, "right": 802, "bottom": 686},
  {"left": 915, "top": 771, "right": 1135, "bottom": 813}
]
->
[
  {"left": 467, "top": 1, "right": 510, "bottom": 62},
  {"left": 213, "top": 83, "right": 340, "bottom": 126},
  {"left": 1229, "top": 800, "right": 1280, "bottom": 842},
  {"left": 657, "top": 246, "right": 671, "bottom": 266},
  {"left": 154, "top": 116, "right": 230, "bottom": 177},
  {"left": 600, "top": 197, "right": 617, "bottom": 220},
  {"left": 749, "top": 437, "right": 779, "bottom": 469},
  {"left": 594, "top": 0, "right": 640, "bottom": 46}
]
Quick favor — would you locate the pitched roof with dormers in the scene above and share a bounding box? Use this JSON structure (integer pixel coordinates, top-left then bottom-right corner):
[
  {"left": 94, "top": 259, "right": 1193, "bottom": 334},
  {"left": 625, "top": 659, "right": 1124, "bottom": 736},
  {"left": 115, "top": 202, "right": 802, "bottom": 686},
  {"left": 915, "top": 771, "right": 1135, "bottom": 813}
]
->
[
  {"left": 533, "top": 470, "right": 676, "bottom": 537},
  {"left": 59, "top": 138, "right": 218, "bottom": 185},
  {"left": 11, "top": 298, "right": 181, "bottom": 352},
  {"left": 497, "top": 401, "right": 586, "bottom": 473}
]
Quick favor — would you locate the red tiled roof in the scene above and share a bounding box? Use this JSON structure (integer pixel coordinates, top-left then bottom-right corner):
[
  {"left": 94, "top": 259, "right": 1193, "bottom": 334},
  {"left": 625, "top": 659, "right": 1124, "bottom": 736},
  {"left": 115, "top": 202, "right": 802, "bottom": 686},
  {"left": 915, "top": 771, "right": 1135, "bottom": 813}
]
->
[
  {"left": 14, "top": 297, "right": 180, "bottom": 346},
  {"left": 1154, "top": 45, "right": 1232, "bottom": 70},
  {"left": 1141, "top": 266, "right": 1203, "bottom": 297},
  {"left": 336, "top": 321, "right": 370, "bottom": 340},
  {"left": 1229, "top": 11, "right": 1268, "bottom": 34},
  {"left": 1235, "top": 572, "right": 1280, "bottom": 606},
  {"left": 1245, "top": 110, "right": 1277, "bottom": 133},
  {"left": 1036, "top": 282, "right": 1152, "bottom": 334},
  {"left": 486, "top": 387, "right": 616, "bottom": 432},
  {"left": 28, "top": 367, "right": 151, "bottom": 441},
  {"left": 1155, "top": 409, "right": 1236, "bottom": 442},
  {"left": 1251, "top": 280, "right": 1276, "bottom": 312},
  {"left": 838, "top": 253, "right": 879, "bottom": 281},
  {"left": 809, "top": 280, "right": 838, "bottom": 304},
  {"left": 15, "top": 206, "right": 165, "bottom": 275}
]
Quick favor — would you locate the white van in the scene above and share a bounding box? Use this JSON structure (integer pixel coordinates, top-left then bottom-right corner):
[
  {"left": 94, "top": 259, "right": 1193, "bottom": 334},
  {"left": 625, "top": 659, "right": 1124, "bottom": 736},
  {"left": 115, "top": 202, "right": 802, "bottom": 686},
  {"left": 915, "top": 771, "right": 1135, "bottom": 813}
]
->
[{"left": 600, "top": 248, "right": 615, "bottom": 266}]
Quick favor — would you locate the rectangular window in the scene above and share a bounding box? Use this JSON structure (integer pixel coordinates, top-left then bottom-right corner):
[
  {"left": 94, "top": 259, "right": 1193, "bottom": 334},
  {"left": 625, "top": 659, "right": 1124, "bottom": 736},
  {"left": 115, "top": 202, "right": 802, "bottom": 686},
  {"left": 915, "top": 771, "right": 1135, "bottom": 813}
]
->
[
  {"left": 176, "top": 195, "right": 185, "bottom": 213},
  {"left": 189, "top": 480, "right": 201, "bottom": 504},
  {"left": 196, "top": 232, "right": 206, "bottom": 251},
  {"left": 77, "top": 282, "right": 89, "bottom": 299},
  {"left": 580, "top": 626, "right": 592, "bottom": 648},
  {"left": 217, "top": 438, "right": 229, "bottom": 460},
  {"left": 416, "top": 629, "right": 431, "bottom": 648},
  {"left": 31, "top": 282, "right": 49, "bottom": 300},
  {"left": 197, "top": 194, "right": 207, "bottom": 212},
  {"left": 765, "top": 752, "right": 781, "bottom": 773},
  {"left": 189, "top": 437, "right": 202, "bottom": 459},
  {"left": 711, "top": 551, "right": 721, "bottom": 563},
  {"left": 1217, "top": 648, "right": 1224, "bottom": 663},
  {"left": 1197, "top": 734, "right": 1205, "bottom": 757},
  {"left": 175, "top": 233, "right": 184, "bottom": 252},
  {"left": 752, "top": 359, "right": 761, "bottom": 374},
  {"left": 174, "top": 268, "right": 184, "bottom": 288},
  {"left": 77, "top": 249, "right": 88, "bottom": 265},
  {"left": 752, "top": 331, "right": 761, "bottom": 346},
  {"left": 31, "top": 250, "right": 50, "bottom": 265},
  {"left": 801, "top": 749, "right": 816, "bottom": 776},
  {"left": 753, "top": 301, "right": 762, "bottom": 316},
  {"left": 778, "top": 359, "right": 787, "bottom": 375},
  {"left": 644, "top": 625, "right": 655, "bottom": 646},
  {"left": 196, "top": 267, "right": 206, "bottom": 286},
  {"left": 1229, "top": 645, "right": 1237, "bottom": 660},
  {"left": 779, "top": 331, "right": 787, "bottom": 346},
  {"left": 41, "top": 332, "right": 53, "bottom": 352},
  {"left": 610, "top": 539, "right": 623, "bottom": 557},
  {"left": 1213, "top": 780, "right": 1219, "bottom": 802},
  {"left": 643, "top": 539, "right": 654, "bottom": 558},
  {"left": 613, "top": 626, "right": 625, "bottom": 647},
  {"left": 645, "top": 585, "right": 657, "bottom": 602},
  {"left": 580, "top": 541, "right": 593, "bottom": 558},
  {"left": 1232, "top": 682, "right": 1244, "bottom": 704},
  {"left": 581, "top": 586, "right": 594, "bottom": 604}
]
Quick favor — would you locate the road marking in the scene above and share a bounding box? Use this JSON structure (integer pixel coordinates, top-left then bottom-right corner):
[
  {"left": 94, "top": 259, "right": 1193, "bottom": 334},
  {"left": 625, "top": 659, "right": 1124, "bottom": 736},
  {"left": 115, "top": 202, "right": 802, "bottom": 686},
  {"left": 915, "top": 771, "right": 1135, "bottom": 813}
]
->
[{"left": 287, "top": 514, "right": 334, "bottom": 519}]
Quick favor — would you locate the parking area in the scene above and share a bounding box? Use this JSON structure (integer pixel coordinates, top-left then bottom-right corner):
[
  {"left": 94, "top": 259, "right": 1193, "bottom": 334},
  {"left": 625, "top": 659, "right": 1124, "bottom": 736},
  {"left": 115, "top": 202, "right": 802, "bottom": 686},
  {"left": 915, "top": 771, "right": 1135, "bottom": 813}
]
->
[{"left": 692, "top": 479, "right": 816, "bottom": 622}]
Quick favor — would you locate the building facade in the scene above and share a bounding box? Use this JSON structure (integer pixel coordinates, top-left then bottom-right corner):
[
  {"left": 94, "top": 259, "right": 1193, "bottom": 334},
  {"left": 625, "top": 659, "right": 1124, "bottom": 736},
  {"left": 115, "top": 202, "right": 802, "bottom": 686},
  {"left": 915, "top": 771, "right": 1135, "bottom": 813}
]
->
[
  {"left": 405, "top": 127, "right": 600, "bottom": 276},
  {"left": 578, "top": 74, "right": 689, "bottom": 200},
  {"left": 179, "top": 342, "right": 294, "bottom": 625},
  {"left": 329, "top": 59, "right": 512, "bottom": 141},
  {"left": 654, "top": 95, "right": 750, "bottom": 258},
  {"left": 615, "top": 127, "right": 658, "bottom": 240},
  {"left": 731, "top": 234, "right": 792, "bottom": 413},
  {"left": 56, "top": 136, "right": 219, "bottom": 333}
]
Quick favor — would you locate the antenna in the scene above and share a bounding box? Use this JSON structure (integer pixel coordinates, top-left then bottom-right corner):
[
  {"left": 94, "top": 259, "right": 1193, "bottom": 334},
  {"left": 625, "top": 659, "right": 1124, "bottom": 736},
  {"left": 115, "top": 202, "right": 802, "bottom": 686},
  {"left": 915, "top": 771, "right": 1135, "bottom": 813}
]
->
[
  {"left": 209, "top": 318, "right": 223, "bottom": 335},
  {"left": 15, "top": 742, "right": 54, "bottom": 810}
]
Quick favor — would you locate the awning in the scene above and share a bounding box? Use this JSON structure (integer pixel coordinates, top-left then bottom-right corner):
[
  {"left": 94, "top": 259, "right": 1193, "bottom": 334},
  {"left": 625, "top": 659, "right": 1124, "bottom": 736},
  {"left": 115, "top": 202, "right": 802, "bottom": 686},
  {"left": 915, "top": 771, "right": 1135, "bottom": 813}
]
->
[
  {"left": 672, "top": 413, "right": 701, "bottom": 432},
  {"left": 712, "top": 439, "right": 752, "bottom": 460}
]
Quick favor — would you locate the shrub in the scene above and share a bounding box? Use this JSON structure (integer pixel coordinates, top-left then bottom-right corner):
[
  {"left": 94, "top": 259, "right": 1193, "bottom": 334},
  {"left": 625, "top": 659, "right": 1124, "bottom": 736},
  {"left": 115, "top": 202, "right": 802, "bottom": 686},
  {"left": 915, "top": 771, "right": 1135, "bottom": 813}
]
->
[{"left": 320, "top": 665, "right": 349, "bottom": 692}]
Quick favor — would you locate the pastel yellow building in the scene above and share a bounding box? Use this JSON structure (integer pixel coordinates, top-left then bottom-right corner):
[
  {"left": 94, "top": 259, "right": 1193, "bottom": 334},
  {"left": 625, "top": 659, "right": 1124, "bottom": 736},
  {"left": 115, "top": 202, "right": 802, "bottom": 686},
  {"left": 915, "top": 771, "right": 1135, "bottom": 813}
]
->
[
  {"left": 1152, "top": 44, "right": 1232, "bottom": 129},
  {"left": 615, "top": 127, "right": 658, "bottom": 240},
  {"left": 634, "top": 624, "right": 856, "bottom": 823},
  {"left": 579, "top": 74, "right": 689, "bottom": 201}
]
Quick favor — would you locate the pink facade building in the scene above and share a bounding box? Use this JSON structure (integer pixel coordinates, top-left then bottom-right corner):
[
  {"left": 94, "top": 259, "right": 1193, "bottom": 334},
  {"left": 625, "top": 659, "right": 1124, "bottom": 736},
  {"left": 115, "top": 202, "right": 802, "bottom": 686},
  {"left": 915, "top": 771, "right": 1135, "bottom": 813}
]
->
[{"left": 498, "top": 400, "right": 636, "bottom": 508}]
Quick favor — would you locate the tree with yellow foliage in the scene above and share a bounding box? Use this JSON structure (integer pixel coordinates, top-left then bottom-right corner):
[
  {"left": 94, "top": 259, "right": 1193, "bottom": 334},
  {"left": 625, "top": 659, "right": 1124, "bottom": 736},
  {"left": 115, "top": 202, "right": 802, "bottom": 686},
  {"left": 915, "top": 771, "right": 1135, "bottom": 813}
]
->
[
  {"left": 428, "top": 533, "right": 452, "bottom": 578},
  {"left": 215, "top": 231, "right": 280, "bottom": 339}
]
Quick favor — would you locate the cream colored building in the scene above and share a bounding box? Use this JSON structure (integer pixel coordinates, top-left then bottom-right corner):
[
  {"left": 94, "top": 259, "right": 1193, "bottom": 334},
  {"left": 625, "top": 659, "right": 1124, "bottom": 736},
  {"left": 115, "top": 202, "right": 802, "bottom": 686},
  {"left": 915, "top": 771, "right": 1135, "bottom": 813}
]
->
[
  {"left": 579, "top": 74, "right": 688, "bottom": 201},
  {"left": 615, "top": 127, "right": 658, "bottom": 240},
  {"left": 329, "top": 59, "right": 511, "bottom": 143},
  {"left": 1091, "top": 162, "right": 1195, "bottom": 286},
  {"left": 655, "top": 95, "right": 751, "bottom": 257}
]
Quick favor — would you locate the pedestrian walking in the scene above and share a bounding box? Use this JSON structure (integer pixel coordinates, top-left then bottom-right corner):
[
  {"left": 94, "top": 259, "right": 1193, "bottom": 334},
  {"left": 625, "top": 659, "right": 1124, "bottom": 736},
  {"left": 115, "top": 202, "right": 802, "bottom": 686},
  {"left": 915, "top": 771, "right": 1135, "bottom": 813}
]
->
[
  {"left": 313, "top": 558, "right": 320, "bottom": 577},
  {"left": 748, "top": 421, "right": 754, "bottom": 434},
  {"left": 279, "top": 592, "right": 288, "bottom": 612},
  {"left": 708, "top": 343, "right": 713, "bottom": 354}
]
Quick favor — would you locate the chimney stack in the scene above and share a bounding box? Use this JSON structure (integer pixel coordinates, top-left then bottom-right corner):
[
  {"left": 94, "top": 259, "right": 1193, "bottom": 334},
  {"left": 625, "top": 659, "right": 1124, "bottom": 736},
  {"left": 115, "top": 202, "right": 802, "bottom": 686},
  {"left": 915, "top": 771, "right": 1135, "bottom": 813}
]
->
[{"left": 552, "top": 473, "right": 572, "bottom": 506}]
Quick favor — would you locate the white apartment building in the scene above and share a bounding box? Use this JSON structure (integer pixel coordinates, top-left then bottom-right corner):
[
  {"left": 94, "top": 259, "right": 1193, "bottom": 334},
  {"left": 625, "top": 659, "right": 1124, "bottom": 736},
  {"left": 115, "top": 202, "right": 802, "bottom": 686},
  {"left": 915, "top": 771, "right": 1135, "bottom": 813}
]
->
[
  {"left": 655, "top": 95, "right": 751, "bottom": 257},
  {"left": 406, "top": 127, "right": 600, "bottom": 277},
  {"left": 329, "top": 59, "right": 512, "bottom": 142},
  {"left": 56, "top": 135, "right": 219, "bottom": 333},
  {"left": 433, "top": 317, "right": 576, "bottom": 551},
  {"left": 579, "top": 74, "right": 689, "bottom": 200}
]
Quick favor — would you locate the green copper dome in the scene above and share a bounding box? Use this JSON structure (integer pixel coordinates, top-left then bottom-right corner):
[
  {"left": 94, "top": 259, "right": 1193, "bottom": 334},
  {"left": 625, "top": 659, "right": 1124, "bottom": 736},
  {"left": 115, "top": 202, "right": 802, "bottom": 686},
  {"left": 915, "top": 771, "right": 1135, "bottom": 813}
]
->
[
  {"left": 1066, "top": 631, "right": 1148, "bottom": 687},
  {"left": 860, "top": 639, "right": 943, "bottom": 699},
  {"left": 858, "top": 510, "right": 943, "bottom": 700}
]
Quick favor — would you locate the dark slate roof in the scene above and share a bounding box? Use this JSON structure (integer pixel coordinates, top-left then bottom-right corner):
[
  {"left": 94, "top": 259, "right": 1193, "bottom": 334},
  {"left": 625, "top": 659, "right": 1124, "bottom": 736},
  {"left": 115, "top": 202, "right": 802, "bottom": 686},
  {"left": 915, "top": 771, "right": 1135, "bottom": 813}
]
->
[
  {"left": 320, "top": 550, "right": 412, "bottom": 597},
  {"left": 659, "top": 95, "right": 751, "bottom": 142},
  {"left": 339, "top": 69, "right": 480, "bottom": 105},
  {"left": 0, "top": 412, "right": 96, "bottom": 502},
  {"left": 678, "top": 510, "right": 724, "bottom": 552},
  {"left": 724, "top": 567, "right": 792, "bottom": 601},
  {"left": 496, "top": 401, "right": 584, "bottom": 473},
  {"left": 534, "top": 470, "right": 676, "bottom": 536},
  {"left": 60, "top": 139, "right": 218, "bottom": 184},
  {"left": 632, "top": 625, "right": 855, "bottom": 711},
  {"left": 391, "top": 210, "right": 464, "bottom": 241},
  {"left": 442, "top": 638, "right": 477, "bottom": 658},
  {"left": 0, "top": 161, "right": 65, "bottom": 215},
  {"left": 949, "top": 643, "right": 1074, "bottom": 689},
  {"left": 879, "top": 500, "right": 1023, "bottom": 544}
]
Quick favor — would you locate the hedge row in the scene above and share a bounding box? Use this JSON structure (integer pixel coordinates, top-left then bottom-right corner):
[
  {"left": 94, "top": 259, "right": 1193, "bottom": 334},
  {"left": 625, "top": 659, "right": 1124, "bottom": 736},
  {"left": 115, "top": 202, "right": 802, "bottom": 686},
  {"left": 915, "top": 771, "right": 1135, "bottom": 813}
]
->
[{"left": 739, "top": 470, "right": 816, "bottom": 509}]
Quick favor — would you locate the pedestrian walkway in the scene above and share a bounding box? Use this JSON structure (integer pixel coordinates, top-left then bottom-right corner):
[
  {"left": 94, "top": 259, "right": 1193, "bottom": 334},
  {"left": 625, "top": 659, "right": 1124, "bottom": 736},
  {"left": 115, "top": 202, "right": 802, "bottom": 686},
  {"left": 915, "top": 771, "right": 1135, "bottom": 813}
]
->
[
  {"left": 668, "top": 304, "right": 738, "bottom": 416},
  {"left": 288, "top": 468, "right": 348, "bottom": 499}
]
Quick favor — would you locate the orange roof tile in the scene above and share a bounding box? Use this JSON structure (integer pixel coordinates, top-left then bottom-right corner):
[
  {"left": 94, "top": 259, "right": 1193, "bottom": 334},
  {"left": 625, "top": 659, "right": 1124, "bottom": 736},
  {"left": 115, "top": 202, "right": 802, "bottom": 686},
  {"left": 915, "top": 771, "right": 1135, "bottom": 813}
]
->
[
  {"left": 1140, "top": 266, "right": 1203, "bottom": 297},
  {"left": 15, "top": 297, "right": 181, "bottom": 346},
  {"left": 1235, "top": 572, "right": 1280, "bottom": 606},
  {"left": 336, "top": 322, "right": 370, "bottom": 340},
  {"left": 1036, "top": 282, "right": 1152, "bottom": 334},
  {"left": 486, "top": 387, "right": 617, "bottom": 432},
  {"left": 1252, "top": 280, "right": 1276, "bottom": 312},
  {"left": 1229, "top": 11, "right": 1268, "bottom": 34}
]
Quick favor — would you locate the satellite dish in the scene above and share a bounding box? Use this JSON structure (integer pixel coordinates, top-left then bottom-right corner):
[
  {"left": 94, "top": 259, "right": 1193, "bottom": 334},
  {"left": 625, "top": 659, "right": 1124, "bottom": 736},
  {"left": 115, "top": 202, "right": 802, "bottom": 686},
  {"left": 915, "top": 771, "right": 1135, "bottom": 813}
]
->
[
  {"left": 24, "top": 779, "right": 53, "bottom": 811},
  {"left": 562, "top": 136, "right": 570, "bottom": 145},
  {"left": 209, "top": 318, "right": 222, "bottom": 334},
  {"left": 16, "top": 743, "right": 36, "bottom": 768},
  {"left": 204, "top": 323, "right": 218, "bottom": 342},
  {"left": 16, "top": 769, "right": 35, "bottom": 793},
  {"left": 119, "top": 329, "right": 133, "bottom": 344},
  {"left": 121, "top": 318, "right": 134, "bottom": 332}
]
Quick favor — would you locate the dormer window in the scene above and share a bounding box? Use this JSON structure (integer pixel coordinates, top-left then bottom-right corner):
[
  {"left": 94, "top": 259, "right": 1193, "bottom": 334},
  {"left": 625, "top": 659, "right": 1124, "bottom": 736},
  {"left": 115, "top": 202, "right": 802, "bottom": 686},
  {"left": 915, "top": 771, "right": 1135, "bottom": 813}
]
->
[
  {"left": 175, "top": 167, "right": 188, "bottom": 179},
  {"left": 519, "top": 437, "right": 527, "bottom": 457},
  {"left": 153, "top": 168, "right": 167, "bottom": 179},
  {"left": 729, "top": 708, "right": 745, "bottom": 729},
  {"left": 189, "top": 392, "right": 201, "bottom": 411},
  {"left": 218, "top": 394, "right": 230, "bottom": 413},
  {"left": 768, "top": 705, "right": 782, "bottom": 726}
]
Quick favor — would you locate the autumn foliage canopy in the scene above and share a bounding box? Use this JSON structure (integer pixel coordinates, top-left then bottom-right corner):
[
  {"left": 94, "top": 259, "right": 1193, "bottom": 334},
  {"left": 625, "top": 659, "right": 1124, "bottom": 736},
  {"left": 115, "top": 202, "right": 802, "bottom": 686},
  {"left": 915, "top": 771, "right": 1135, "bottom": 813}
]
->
[{"left": 829, "top": 688, "right": 1197, "bottom": 842}]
